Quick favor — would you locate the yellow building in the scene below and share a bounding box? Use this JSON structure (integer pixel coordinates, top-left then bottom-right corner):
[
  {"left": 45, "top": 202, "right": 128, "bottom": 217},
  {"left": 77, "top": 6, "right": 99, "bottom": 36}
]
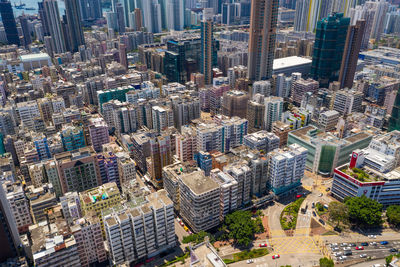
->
[{"left": 79, "top": 182, "right": 121, "bottom": 237}]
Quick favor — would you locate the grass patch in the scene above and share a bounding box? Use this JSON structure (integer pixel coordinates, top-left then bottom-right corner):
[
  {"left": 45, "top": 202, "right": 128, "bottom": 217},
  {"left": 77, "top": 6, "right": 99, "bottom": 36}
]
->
[
  {"left": 182, "top": 231, "right": 214, "bottom": 245},
  {"left": 160, "top": 252, "right": 189, "bottom": 266},
  {"left": 316, "top": 202, "right": 328, "bottom": 216},
  {"left": 223, "top": 248, "right": 269, "bottom": 264},
  {"left": 280, "top": 198, "right": 305, "bottom": 230}
]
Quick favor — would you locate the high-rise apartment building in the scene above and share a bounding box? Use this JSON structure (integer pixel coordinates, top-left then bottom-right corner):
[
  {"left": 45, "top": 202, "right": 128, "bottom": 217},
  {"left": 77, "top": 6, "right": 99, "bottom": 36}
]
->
[
  {"left": 65, "top": 0, "right": 85, "bottom": 52},
  {"left": 311, "top": 13, "right": 350, "bottom": 87},
  {"left": 248, "top": 0, "right": 278, "bottom": 80},
  {"left": 264, "top": 96, "right": 283, "bottom": 131},
  {"left": 272, "top": 121, "right": 291, "bottom": 147},
  {"left": 88, "top": 117, "right": 110, "bottom": 153},
  {"left": 176, "top": 126, "right": 197, "bottom": 162},
  {"left": 222, "top": 90, "right": 249, "bottom": 118},
  {"left": 70, "top": 214, "right": 107, "bottom": 266},
  {"left": 244, "top": 130, "right": 280, "bottom": 153},
  {"left": 80, "top": 182, "right": 121, "bottom": 236},
  {"left": 332, "top": 88, "right": 364, "bottom": 115},
  {"left": 201, "top": 19, "right": 214, "bottom": 85},
  {"left": 0, "top": 0, "right": 20, "bottom": 45},
  {"left": 55, "top": 147, "right": 102, "bottom": 194},
  {"left": 339, "top": 20, "right": 366, "bottom": 89},
  {"left": 171, "top": 95, "right": 201, "bottom": 130},
  {"left": 147, "top": 134, "right": 172, "bottom": 188},
  {"left": 1, "top": 181, "right": 32, "bottom": 233},
  {"left": 318, "top": 110, "right": 340, "bottom": 132},
  {"left": 267, "top": 143, "right": 308, "bottom": 194},
  {"left": 60, "top": 124, "right": 86, "bottom": 151},
  {"left": 247, "top": 99, "right": 265, "bottom": 132},
  {"left": 104, "top": 190, "right": 176, "bottom": 265},
  {"left": 292, "top": 78, "right": 319, "bottom": 106},
  {"left": 179, "top": 170, "right": 220, "bottom": 232}
]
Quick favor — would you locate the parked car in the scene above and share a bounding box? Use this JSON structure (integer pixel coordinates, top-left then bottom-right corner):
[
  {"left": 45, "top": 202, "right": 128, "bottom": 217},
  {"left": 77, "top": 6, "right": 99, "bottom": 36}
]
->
[
  {"left": 360, "top": 254, "right": 367, "bottom": 258},
  {"left": 390, "top": 248, "right": 398, "bottom": 253},
  {"left": 361, "top": 242, "right": 369, "bottom": 246},
  {"left": 319, "top": 219, "right": 325, "bottom": 225},
  {"left": 368, "top": 235, "right": 376, "bottom": 239},
  {"left": 349, "top": 243, "right": 356, "bottom": 247},
  {"left": 370, "top": 242, "right": 377, "bottom": 246},
  {"left": 356, "top": 246, "right": 364, "bottom": 250},
  {"left": 331, "top": 247, "right": 339, "bottom": 251},
  {"left": 344, "top": 247, "right": 351, "bottom": 251},
  {"left": 312, "top": 211, "right": 316, "bottom": 216},
  {"left": 340, "top": 243, "right": 348, "bottom": 247},
  {"left": 272, "top": 254, "right": 280, "bottom": 259},
  {"left": 380, "top": 241, "right": 389, "bottom": 245},
  {"left": 333, "top": 252, "right": 342, "bottom": 257},
  {"left": 319, "top": 193, "right": 323, "bottom": 197},
  {"left": 312, "top": 202, "right": 315, "bottom": 208},
  {"left": 246, "top": 259, "right": 254, "bottom": 264},
  {"left": 259, "top": 243, "right": 267, "bottom": 247}
]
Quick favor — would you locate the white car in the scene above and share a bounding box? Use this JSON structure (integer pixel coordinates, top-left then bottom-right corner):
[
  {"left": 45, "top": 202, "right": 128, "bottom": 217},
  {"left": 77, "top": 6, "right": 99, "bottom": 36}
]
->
[
  {"left": 340, "top": 243, "right": 348, "bottom": 247},
  {"left": 338, "top": 256, "right": 347, "bottom": 261},
  {"left": 344, "top": 247, "right": 351, "bottom": 251},
  {"left": 368, "top": 235, "right": 377, "bottom": 239},
  {"left": 331, "top": 247, "right": 339, "bottom": 251},
  {"left": 333, "top": 252, "right": 342, "bottom": 257},
  {"left": 360, "top": 254, "right": 367, "bottom": 258},
  {"left": 319, "top": 193, "right": 323, "bottom": 197},
  {"left": 330, "top": 243, "right": 338, "bottom": 247},
  {"left": 246, "top": 259, "right": 254, "bottom": 264}
]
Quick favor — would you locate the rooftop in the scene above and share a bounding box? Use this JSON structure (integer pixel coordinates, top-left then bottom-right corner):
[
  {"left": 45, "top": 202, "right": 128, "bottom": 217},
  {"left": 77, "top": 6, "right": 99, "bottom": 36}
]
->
[
  {"left": 180, "top": 170, "right": 219, "bottom": 195},
  {"left": 273, "top": 56, "right": 312, "bottom": 70},
  {"left": 20, "top": 53, "right": 50, "bottom": 62}
]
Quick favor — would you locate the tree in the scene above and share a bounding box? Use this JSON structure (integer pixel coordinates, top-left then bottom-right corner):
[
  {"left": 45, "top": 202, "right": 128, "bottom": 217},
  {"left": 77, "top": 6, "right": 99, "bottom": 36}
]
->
[
  {"left": 319, "top": 257, "right": 334, "bottom": 267},
  {"left": 344, "top": 195, "right": 383, "bottom": 227},
  {"left": 387, "top": 205, "right": 400, "bottom": 227},
  {"left": 328, "top": 201, "right": 348, "bottom": 227},
  {"left": 223, "top": 210, "right": 257, "bottom": 247}
]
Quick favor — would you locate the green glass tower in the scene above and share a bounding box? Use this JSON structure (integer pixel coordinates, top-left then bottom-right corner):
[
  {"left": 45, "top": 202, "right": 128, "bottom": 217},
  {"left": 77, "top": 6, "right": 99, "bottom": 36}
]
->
[
  {"left": 311, "top": 13, "right": 350, "bottom": 88},
  {"left": 389, "top": 87, "right": 400, "bottom": 131}
]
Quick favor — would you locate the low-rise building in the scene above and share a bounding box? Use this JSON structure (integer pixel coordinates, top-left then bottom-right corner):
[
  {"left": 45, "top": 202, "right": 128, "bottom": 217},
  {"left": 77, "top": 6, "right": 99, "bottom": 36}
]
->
[
  {"left": 243, "top": 130, "right": 280, "bottom": 153},
  {"left": 25, "top": 184, "right": 57, "bottom": 224}
]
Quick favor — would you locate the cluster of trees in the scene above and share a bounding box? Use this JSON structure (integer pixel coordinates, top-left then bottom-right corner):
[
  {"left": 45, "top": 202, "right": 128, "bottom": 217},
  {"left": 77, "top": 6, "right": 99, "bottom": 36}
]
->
[
  {"left": 328, "top": 195, "right": 400, "bottom": 229},
  {"left": 319, "top": 257, "right": 334, "bottom": 267},
  {"left": 219, "top": 210, "right": 265, "bottom": 247}
]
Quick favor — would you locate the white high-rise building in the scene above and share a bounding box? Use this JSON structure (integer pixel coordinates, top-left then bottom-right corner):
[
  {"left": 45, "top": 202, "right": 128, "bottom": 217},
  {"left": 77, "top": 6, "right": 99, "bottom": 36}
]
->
[
  {"left": 166, "top": 0, "right": 184, "bottom": 30},
  {"left": 264, "top": 96, "right": 283, "bottom": 131},
  {"left": 267, "top": 143, "right": 308, "bottom": 194},
  {"left": 16, "top": 101, "right": 41, "bottom": 130},
  {"left": 104, "top": 190, "right": 176, "bottom": 265},
  {"left": 252, "top": 80, "right": 272, "bottom": 97}
]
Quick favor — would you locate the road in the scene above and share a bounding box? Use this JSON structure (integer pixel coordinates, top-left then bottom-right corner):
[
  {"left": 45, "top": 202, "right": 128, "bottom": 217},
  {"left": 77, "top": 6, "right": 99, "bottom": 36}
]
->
[
  {"left": 230, "top": 252, "right": 321, "bottom": 267},
  {"left": 328, "top": 240, "right": 400, "bottom": 264},
  {"left": 264, "top": 202, "right": 286, "bottom": 238}
]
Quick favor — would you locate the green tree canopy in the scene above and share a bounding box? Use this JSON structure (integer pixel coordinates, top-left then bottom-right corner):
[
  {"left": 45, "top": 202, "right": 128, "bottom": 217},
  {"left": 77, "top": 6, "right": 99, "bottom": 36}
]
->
[
  {"left": 328, "top": 201, "right": 348, "bottom": 227},
  {"left": 344, "top": 195, "right": 383, "bottom": 227},
  {"left": 224, "top": 210, "right": 257, "bottom": 247},
  {"left": 319, "top": 257, "right": 334, "bottom": 267},
  {"left": 387, "top": 205, "right": 400, "bottom": 227}
]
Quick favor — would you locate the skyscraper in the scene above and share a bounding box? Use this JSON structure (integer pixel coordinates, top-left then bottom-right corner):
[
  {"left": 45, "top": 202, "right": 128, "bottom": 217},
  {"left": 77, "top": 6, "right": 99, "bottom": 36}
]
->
[
  {"left": 65, "top": 0, "right": 85, "bottom": 52},
  {"left": 311, "top": 13, "right": 350, "bottom": 88},
  {"left": 248, "top": 0, "right": 278, "bottom": 81},
  {"left": 20, "top": 15, "right": 32, "bottom": 47},
  {"left": 339, "top": 19, "right": 365, "bottom": 89},
  {"left": 79, "top": 0, "right": 102, "bottom": 21},
  {"left": 201, "top": 19, "right": 214, "bottom": 85},
  {"left": 42, "top": 0, "right": 66, "bottom": 53},
  {"left": 142, "top": 0, "right": 162, "bottom": 33},
  {"left": 115, "top": 2, "right": 126, "bottom": 33},
  {"left": 0, "top": 0, "right": 20, "bottom": 45},
  {"left": 166, "top": 0, "right": 184, "bottom": 30}
]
